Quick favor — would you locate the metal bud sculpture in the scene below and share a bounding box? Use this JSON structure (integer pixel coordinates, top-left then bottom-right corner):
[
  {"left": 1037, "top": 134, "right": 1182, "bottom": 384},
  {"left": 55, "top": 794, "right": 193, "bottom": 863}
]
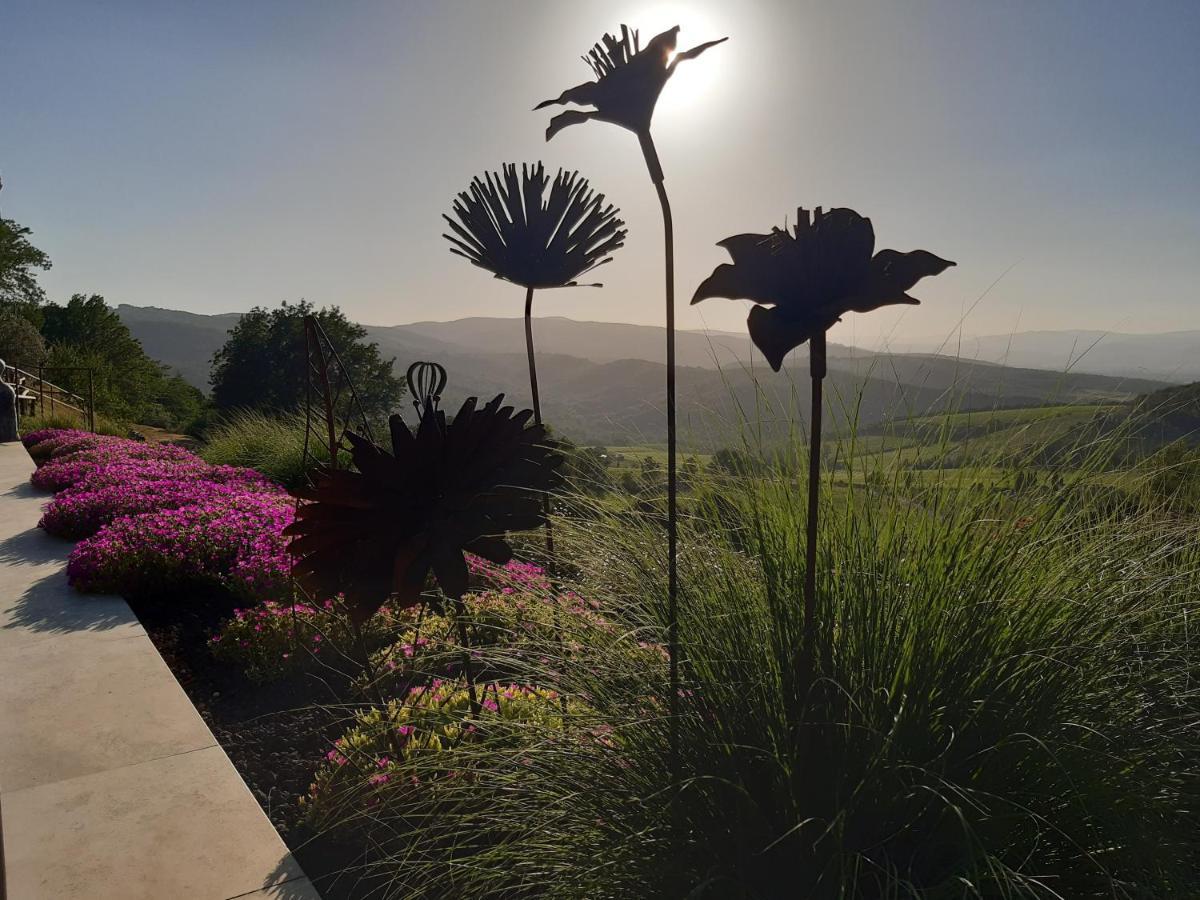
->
[
  {"left": 692, "top": 206, "right": 954, "bottom": 676},
  {"left": 537, "top": 24, "right": 727, "bottom": 769},
  {"left": 285, "top": 390, "right": 564, "bottom": 626}
]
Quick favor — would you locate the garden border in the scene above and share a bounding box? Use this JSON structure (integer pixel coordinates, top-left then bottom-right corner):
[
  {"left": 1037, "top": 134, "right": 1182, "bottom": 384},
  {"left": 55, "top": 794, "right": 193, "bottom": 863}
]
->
[{"left": 0, "top": 442, "right": 320, "bottom": 900}]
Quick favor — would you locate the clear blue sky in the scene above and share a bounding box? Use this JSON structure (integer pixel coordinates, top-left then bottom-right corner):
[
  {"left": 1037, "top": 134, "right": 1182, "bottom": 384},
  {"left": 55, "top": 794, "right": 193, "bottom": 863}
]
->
[{"left": 2, "top": 0, "right": 1197, "bottom": 346}]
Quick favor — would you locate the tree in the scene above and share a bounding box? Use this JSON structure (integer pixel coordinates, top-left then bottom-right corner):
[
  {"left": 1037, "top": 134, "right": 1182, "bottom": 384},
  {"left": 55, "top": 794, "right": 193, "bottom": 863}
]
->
[
  {"left": 709, "top": 446, "right": 761, "bottom": 476},
  {"left": 0, "top": 311, "right": 46, "bottom": 368},
  {"left": 0, "top": 216, "right": 52, "bottom": 322},
  {"left": 39, "top": 294, "right": 205, "bottom": 428},
  {"left": 210, "top": 300, "right": 404, "bottom": 421},
  {"left": 560, "top": 441, "right": 613, "bottom": 495}
]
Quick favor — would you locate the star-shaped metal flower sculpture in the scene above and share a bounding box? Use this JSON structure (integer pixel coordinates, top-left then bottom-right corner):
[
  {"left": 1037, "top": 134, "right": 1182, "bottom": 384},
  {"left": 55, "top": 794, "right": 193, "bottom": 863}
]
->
[
  {"left": 693, "top": 206, "right": 954, "bottom": 683},
  {"left": 692, "top": 206, "right": 955, "bottom": 372},
  {"left": 443, "top": 162, "right": 626, "bottom": 425},
  {"left": 285, "top": 395, "right": 563, "bottom": 625},
  {"left": 536, "top": 27, "right": 727, "bottom": 768}
]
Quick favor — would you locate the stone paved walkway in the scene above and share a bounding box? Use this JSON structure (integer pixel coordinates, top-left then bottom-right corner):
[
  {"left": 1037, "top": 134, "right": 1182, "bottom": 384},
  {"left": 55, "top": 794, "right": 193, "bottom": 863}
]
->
[{"left": 0, "top": 442, "right": 319, "bottom": 899}]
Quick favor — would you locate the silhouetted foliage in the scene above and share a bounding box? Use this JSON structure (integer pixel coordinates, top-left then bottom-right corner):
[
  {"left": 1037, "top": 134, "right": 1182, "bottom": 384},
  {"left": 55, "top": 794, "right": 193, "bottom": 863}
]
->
[
  {"left": 210, "top": 300, "right": 403, "bottom": 421},
  {"left": 286, "top": 395, "right": 563, "bottom": 623}
]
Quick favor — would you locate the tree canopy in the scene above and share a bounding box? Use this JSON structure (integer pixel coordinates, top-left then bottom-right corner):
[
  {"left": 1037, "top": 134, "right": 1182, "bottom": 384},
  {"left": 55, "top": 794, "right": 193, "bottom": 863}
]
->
[
  {"left": 0, "top": 216, "right": 52, "bottom": 321},
  {"left": 39, "top": 294, "right": 206, "bottom": 428},
  {"left": 210, "top": 300, "right": 404, "bottom": 421},
  {"left": 0, "top": 311, "right": 46, "bottom": 368}
]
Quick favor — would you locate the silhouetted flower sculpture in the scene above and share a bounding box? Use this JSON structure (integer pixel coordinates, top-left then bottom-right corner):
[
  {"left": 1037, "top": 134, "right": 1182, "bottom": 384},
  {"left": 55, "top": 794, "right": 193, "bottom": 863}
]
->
[
  {"left": 535, "top": 26, "right": 728, "bottom": 180},
  {"left": 537, "top": 25, "right": 727, "bottom": 770},
  {"left": 443, "top": 163, "right": 626, "bottom": 425},
  {"left": 285, "top": 395, "right": 563, "bottom": 625},
  {"left": 693, "top": 206, "right": 954, "bottom": 680},
  {"left": 692, "top": 207, "right": 955, "bottom": 371}
]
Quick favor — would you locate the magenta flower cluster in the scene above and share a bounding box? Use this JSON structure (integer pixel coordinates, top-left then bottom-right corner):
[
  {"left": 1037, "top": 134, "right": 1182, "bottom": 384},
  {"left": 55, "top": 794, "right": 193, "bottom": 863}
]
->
[
  {"left": 25, "top": 429, "right": 295, "bottom": 603},
  {"left": 41, "top": 464, "right": 277, "bottom": 539},
  {"left": 66, "top": 491, "right": 295, "bottom": 600}
]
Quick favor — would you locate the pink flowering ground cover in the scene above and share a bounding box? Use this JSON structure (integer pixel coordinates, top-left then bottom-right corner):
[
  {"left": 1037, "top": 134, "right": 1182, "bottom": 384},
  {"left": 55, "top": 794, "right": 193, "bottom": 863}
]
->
[
  {"left": 67, "top": 491, "right": 295, "bottom": 601},
  {"left": 41, "top": 475, "right": 283, "bottom": 540},
  {"left": 25, "top": 429, "right": 294, "bottom": 607},
  {"left": 31, "top": 440, "right": 197, "bottom": 491}
]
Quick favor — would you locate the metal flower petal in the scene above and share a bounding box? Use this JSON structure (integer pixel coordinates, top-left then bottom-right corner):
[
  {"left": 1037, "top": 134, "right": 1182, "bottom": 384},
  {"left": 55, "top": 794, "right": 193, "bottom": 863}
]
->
[
  {"left": 535, "top": 25, "right": 728, "bottom": 140},
  {"left": 692, "top": 207, "right": 955, "bottom": 371},
  {"left": 285, "top": 395, "right": 563, "bottom": 622},
  {"left": 443, "top": 163, "right": 627, "bottom": 290}
]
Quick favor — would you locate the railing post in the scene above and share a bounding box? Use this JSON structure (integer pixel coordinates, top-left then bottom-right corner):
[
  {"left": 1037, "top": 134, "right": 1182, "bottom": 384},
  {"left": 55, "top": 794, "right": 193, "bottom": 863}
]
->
[
  {"left": 87, "top": 369, "right": 96, "bottom": 432},
  {"left": 38, "top": 365, "right": 45, "bottom": 418}
]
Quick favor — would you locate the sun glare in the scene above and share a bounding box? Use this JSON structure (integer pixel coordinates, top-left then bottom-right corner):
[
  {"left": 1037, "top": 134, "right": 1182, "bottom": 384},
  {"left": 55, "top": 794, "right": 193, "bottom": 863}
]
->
[{"left": 622, "top": 3, "right": 727, "bottom": 113}]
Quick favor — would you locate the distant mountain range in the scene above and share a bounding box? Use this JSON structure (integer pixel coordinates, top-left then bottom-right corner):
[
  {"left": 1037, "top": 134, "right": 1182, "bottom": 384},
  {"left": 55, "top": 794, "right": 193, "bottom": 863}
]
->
[
  {"left": 116, "top": 305, "right": 1173, "bottom": 447},
  {"left": 897, "top": 330, "right": 1200, "bottom": 384}
]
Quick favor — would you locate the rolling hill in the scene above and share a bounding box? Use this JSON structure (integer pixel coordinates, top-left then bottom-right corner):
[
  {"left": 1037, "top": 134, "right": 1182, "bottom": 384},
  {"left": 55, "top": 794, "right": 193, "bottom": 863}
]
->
[{"left": 116, "top": 305, "right": 1172, "bottom": 447}]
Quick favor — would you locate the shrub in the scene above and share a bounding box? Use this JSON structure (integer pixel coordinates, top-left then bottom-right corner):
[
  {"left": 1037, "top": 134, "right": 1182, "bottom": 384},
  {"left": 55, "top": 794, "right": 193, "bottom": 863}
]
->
[{"left": 66, "top": 492, "right": 294, "bottom": 601}]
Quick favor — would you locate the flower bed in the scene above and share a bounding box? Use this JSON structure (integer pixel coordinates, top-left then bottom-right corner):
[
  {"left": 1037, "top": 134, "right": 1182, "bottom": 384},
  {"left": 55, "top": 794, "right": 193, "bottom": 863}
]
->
[
  {"left": 26, "top": 429, "right": 293, "bottom": 606},
  {"left": 66, "top": 492, "right": 294, "bottom": 601},
  {"left": 41, "top": 467, "right": 279, "bottom": 539},
  {"left": 32, "top": 440, "right": 197, "bottom": 491}
]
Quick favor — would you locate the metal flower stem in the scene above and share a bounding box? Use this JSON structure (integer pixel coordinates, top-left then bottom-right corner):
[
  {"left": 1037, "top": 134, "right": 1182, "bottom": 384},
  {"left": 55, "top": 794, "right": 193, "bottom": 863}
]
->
[
  {"left": 637, "top": 128, "right": 680, "bottom": 775},
  {"left": 524, "top": 285, "right": 570, "bottom": 723},
  {"left": 802, "top": 331, "right": 826, "bottom": 683}
]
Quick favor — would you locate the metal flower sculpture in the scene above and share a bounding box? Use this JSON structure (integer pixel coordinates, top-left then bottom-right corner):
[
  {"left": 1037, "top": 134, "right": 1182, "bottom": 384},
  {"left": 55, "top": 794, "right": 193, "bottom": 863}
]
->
[
  {"left": 537, "top": 25, "right": 727, "bottom": 764},
  {"left": 693, "top": 206, "right": 954, "bottom": 678},
  {"left": 443, "top": 163, "right": 626, "bottom": 426},
  {"left": 692, "top": 207, "right": 955, "bottom": 372},
  {"left": 285, "top": 394, "right": 563, "bottom": 625},
  {"left": 535, "top": 25, "right": 728, "bottom": 176}
]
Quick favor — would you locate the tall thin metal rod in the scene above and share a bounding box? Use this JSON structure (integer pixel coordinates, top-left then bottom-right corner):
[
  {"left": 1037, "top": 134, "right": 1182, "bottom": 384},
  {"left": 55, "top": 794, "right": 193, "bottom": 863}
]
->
[
  {"left": 524, "top": 286, "right": 543, "bottom": 425},
  {"left": 524, "top": 287, "right": 557, "bottom": 557},
  {"left": 801, "top": 332, "right": 826, "bottom": 682},
  {"left": 638, "top": 128, "right": 679, "bottom": 776}
]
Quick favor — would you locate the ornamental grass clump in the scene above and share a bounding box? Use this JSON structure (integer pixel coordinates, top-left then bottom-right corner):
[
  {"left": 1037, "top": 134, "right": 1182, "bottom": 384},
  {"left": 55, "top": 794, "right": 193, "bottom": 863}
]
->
[
  {"left": 381, "top": 432, "right": 1198, "bottom": 898},
  {"left": 66, "top": 491, "right": 294, "bottom": 602}
]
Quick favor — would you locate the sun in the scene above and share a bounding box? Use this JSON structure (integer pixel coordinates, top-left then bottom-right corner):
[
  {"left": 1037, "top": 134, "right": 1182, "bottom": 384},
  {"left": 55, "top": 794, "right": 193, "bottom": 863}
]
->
[{"left": 620, "top": 3, "right": 728, "bottom": 114}]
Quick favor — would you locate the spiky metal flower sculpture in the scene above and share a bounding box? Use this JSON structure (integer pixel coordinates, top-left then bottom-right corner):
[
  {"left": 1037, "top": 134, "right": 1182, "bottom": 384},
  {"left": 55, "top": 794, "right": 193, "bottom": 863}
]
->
[
  {"left": 536, "top": 25, "right": 727, "bottom": 768},
  {"left": 285, "top": 395, "right": 563, "bottom": 625},
  {"left": 443, "top": 163, "right": 626, "bottom": 427},
  {"left": 693, "top": 206, "right": 954, "bottom": 677}
]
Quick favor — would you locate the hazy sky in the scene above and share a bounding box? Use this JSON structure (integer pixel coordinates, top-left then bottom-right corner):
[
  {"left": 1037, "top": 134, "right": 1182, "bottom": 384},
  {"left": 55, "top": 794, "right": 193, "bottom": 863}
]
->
[{"left": 3, "top": 0, "right": 1198, "bottom": 347}]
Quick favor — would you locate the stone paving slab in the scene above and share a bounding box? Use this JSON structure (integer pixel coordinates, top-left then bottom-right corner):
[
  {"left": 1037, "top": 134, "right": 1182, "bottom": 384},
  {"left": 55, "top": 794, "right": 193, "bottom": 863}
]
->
[
  {"left": 0, "top": 442, "right": 316, "bottom": 899},
  {"left": 0, "top": 631, "right": 218, "bottom": 792},
  {"left": 2, "top": 747, "right": 308, "bottom": 899}
]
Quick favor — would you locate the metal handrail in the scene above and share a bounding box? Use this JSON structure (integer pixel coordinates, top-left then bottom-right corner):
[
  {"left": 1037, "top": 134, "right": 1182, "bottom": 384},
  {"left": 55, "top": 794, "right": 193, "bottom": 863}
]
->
[{"left": 2, "top": 363, "right": 95, "bottom": 431}]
